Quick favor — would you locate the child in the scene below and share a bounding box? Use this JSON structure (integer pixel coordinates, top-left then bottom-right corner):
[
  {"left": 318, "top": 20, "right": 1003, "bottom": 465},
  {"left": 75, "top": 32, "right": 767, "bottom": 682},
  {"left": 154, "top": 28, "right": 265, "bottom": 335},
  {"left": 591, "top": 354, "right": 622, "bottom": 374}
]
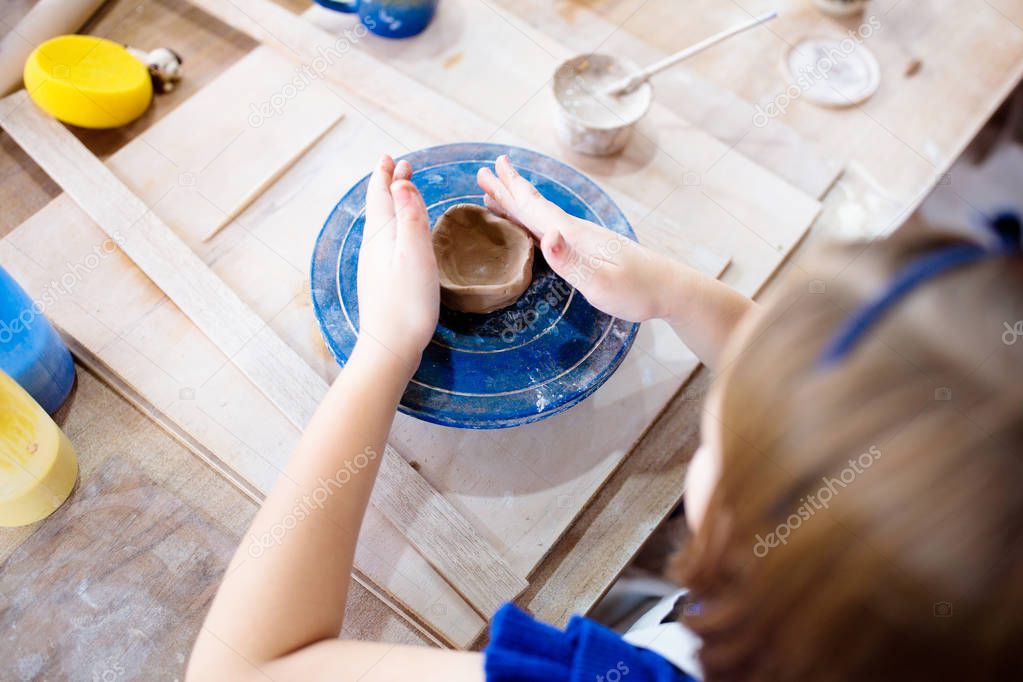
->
[{"left": 187, "top": 155, "right": 1023, "bottom": 681}]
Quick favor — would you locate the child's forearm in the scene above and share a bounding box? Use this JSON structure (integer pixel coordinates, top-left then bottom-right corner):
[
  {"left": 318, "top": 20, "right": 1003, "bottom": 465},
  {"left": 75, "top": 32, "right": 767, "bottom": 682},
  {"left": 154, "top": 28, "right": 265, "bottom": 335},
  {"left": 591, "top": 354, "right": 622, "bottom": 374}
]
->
[
  {"left": 190, "top": 340, "right": 413, "bottom": 677},
  {"left": 658, "top": 260, "right": 755, "bottom": 371}
]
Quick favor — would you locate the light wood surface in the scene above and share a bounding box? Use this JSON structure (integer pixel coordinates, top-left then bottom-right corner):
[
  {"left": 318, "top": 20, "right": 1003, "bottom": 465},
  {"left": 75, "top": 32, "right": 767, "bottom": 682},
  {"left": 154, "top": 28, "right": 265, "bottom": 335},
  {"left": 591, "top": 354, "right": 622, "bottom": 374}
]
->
[
  {"left": 0, "top": 88, "right": 492, "bottom": 648},
  {"left": 300, "top": 0, "right": 823, "bottom": 297},
  {"left": 168, "top": 0, "right": 820, "bottom": 636},
  {"left": 1, "top": 0, "right": 1020, "bottom": 673},
  {"left": 606, "top": 10, "right": 780, "bottom": 97},
  {"left": 0, "top": 87, "right": 529, "bottom": 633},
  {"left": 581, "top": 0, "right": 1023, "bottom": 229},
  {"left": 486, "top": 0, "right": 844, "bottom": 200},
  {"left": 0, "top": 369, "right": 431, "bottom": 680},
  {"left": 3, "top": 0, "right": 817, "bottom": 648},
  {"left": 0, "top": 72, "right": 735, "bottom": 646},
  {"left": 0, "top": 78, "right": 528, "bottom": 627},
  {"left": 0, "top": 0, "right": 260, "bottom": 236},
  {"left": 186, "top": 0, "right": 513, "bottom": 145},
  {"left": 102, "top": 46, "right": 346, "bottom": 244}
]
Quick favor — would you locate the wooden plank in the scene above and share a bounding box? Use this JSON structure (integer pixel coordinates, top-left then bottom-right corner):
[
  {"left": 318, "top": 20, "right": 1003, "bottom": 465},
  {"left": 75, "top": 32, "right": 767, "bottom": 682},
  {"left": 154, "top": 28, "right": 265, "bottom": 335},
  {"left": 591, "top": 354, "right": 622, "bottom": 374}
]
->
[
  {"left": 58, "top": 333, "right": 449, "bottom": 648},
  {"left": 5, "top": 0, "right": 814, "bottom": 646},
  {"left": 0, "top": 370, "right": 432, "bottom": 679},
  {"left": 0, "top": 455, "right": 240, "bottom": 681},
  {"left": 0, "top": 91, "right": 528, "bottom": 625},
  {"left": 296, "top": 0, "right": 821, "bottom": 297},
  {"left": 0, "top": 90, "right": 327, "bottom": 424},
  {"left": 0, "top": 0, "right": 260, "bottom": 236},
  {"left": 516, "top": 368, "right": 709, "bottom": 634},
  {"left": 375, "top": 452, "right": 529, "bottom": 617},
  {"left": 1, "top": 190, "right": 490, "bottom": 648},
  {"left": 103, "top": 47, "right": 345, "bottom": 244},
  {"left": 488, "top": 0, "right": 843, "bottom": 199},
  {"left": 185, "top": 0, "right": 514, "bottom": 145},
  {"left": 147, "top": 0, "right": 761, "bottom": 594},
  {"left": 97, "top": 0, "right": 801, "bottom": 612},
  {"left": 585, "top": 0, "right": 1023, "bottom": 211},
  {"left": 1, "top": 99, "right": 491, "bottom": 650}
]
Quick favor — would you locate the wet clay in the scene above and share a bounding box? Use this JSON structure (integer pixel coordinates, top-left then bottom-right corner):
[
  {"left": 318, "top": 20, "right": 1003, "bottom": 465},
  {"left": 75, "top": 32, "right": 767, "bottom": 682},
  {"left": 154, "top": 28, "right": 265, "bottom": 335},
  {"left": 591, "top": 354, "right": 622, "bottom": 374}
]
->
[{"left": 432, "top": 204, "right": 534, "bottom": 314}]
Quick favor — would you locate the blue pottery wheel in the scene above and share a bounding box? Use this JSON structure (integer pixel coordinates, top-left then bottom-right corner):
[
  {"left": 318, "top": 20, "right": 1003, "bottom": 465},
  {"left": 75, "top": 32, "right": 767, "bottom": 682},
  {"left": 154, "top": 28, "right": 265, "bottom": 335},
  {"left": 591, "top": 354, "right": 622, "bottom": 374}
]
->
[{"left": 310, "top": 143, "right": 639, "bottom": 429}]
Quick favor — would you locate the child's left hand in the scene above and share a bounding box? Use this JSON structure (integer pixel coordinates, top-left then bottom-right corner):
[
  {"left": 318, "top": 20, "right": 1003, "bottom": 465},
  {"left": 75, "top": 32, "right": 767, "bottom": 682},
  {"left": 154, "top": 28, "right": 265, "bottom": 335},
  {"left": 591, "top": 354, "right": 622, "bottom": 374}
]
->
[{"left": 355, "top": 155, "right": 440, "bottom": 374}]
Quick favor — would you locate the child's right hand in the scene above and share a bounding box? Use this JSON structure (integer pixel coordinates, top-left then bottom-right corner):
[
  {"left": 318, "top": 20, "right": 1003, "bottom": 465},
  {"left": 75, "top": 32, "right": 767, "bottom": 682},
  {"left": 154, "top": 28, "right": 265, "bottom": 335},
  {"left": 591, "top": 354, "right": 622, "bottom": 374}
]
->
[{"left": 478, "top": 155, "right": 675, "bottom": 323}]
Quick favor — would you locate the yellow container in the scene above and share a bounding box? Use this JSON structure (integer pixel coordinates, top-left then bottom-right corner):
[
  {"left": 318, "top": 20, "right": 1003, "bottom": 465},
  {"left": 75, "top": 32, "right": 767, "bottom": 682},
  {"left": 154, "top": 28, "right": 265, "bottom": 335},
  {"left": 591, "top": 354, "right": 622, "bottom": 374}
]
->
[
  {"left": 23, "top": 34, "right": 152, "bottom": 129},
  {"left": 0, "top": 369, "right": 78, "bottom": 527}
]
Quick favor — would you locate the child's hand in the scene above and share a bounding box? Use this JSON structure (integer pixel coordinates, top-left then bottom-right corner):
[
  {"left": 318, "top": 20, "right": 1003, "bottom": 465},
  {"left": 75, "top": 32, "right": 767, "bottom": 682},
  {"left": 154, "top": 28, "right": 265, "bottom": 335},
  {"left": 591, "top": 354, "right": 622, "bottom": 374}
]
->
[
  {"left": 356, "top": 155, "right": 440, "bottom": 373},
  {"left": 478, "top": 155, "right": 673, "bottom": 323}
]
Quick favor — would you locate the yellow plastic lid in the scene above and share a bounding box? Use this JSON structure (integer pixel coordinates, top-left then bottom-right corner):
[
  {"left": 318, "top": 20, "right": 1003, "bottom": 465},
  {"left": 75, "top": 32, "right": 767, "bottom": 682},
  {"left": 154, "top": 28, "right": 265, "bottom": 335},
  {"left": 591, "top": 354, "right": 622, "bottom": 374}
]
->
[
  {"left": 0, "top": 370, "right": 78, "bottom": 527},
  {"left": 23, "top": 34, "right": 153, "bottom": 129}
]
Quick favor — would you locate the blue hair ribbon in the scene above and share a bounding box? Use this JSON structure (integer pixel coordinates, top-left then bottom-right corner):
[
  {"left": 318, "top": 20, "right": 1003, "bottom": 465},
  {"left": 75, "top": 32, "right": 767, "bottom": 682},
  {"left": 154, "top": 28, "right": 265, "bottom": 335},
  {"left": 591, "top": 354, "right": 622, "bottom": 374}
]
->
[{"left": 817, "top": 212, "right": 1021, "bottom": 368}]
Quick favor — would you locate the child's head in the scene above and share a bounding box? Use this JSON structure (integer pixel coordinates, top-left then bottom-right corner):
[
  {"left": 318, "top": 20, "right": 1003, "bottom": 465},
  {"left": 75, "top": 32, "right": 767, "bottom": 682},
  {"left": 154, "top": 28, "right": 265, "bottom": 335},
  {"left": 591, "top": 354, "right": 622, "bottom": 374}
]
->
[{"left": 675, "top": 229, "right": 1023, "bottom": 680}]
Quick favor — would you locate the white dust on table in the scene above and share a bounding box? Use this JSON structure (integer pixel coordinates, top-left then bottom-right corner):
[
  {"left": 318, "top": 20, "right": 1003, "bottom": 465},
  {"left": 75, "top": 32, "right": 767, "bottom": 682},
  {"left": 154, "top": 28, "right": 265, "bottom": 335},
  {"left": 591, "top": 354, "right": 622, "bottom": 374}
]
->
[{"left": 15, "top": 654, "right": 43, "bottom": 681}]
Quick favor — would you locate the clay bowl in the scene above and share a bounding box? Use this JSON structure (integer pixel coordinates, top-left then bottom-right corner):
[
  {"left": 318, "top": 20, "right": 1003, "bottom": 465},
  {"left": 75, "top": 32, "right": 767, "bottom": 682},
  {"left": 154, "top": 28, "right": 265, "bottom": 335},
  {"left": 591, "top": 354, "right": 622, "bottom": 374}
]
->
[{"left": 432, "top": 204, "right": 535, "bottom": 314}]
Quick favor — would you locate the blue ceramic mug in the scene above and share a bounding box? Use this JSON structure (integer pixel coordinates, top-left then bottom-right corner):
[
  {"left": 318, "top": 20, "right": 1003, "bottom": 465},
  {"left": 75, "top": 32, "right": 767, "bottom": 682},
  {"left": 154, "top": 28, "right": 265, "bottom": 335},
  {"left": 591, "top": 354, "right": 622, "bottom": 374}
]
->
[{"left": 314, "top": 0, "right": 439, "bottom": 39}]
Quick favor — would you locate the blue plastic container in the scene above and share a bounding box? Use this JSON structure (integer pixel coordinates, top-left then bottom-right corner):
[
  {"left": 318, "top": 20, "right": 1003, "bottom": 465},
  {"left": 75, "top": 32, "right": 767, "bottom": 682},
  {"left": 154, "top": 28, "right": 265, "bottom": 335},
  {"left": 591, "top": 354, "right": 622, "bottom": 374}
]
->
[
  {"left": 0, "top": 266, "right": 75, "bottom": 414},
  {"left": 313, "top": 0, "right": 439, "bottom": 39}
]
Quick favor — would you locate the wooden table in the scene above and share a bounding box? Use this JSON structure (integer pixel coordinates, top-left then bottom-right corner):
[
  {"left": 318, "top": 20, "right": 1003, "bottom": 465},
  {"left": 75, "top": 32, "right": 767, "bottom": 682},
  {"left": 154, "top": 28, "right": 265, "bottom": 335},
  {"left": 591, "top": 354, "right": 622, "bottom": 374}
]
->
[
  {"left": 581, "top": 0, "right": 1023, "bottom": 239},
  {"left": 2, "top": 0, "right": 1021, "bottom": 677}
]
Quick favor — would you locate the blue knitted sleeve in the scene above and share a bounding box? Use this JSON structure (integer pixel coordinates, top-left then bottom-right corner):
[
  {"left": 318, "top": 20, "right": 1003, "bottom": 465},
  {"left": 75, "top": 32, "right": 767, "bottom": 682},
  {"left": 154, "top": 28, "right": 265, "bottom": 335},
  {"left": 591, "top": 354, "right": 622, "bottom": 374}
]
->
[{"left": 484, "top": 604, "right": 696, "bottom": 682}]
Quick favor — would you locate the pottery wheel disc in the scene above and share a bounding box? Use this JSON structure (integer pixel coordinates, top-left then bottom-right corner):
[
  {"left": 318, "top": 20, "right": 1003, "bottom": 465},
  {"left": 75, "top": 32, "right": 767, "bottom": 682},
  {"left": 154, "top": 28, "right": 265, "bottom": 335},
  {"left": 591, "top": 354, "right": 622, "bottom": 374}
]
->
[
  {"left": 311, "top": 143, "right": 639, "bottom": 429},
  {"left": 783, "top": 36, "right": 881, "bottom": 108}
]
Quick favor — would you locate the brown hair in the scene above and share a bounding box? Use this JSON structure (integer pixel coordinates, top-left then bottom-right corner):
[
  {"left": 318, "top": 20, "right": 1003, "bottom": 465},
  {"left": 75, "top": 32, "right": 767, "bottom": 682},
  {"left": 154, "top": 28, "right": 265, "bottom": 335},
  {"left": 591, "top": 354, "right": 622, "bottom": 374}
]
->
[{"left": 672, "top": 231, "right": 1023, "bottom": 681}]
